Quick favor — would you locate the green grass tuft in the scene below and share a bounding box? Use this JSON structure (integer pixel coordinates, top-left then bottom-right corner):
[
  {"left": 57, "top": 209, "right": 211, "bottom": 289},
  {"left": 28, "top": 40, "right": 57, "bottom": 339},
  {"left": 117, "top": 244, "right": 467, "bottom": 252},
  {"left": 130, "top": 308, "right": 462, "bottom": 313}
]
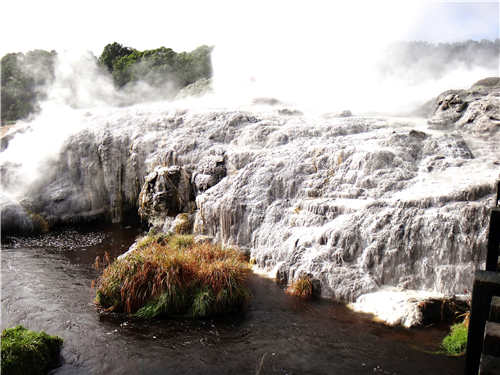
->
[
  {"left": 441, "top": 322, "right": 468, "bottom": 356},
  {"left": 1, "top": 325, "right": 63, "bottom": 375},
  {"left": 191, "top": 288, "right": 215, "bottom": 317}
]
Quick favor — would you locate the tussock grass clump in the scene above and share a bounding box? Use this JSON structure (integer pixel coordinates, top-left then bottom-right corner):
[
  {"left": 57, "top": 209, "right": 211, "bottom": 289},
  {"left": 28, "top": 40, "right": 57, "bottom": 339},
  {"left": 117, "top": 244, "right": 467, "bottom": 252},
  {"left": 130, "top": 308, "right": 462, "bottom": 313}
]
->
[
  {"left": 286, "top": 276, "right": 313, "bottom": 298},
  {"left": 95, "top": 235, "right": 250, "bottom": 319},
  {"left": 1, "top": 325, "right": 63, "bottom": 375},
  {"left": 441, "top": 322, "right": 468, "bottom": 356}
]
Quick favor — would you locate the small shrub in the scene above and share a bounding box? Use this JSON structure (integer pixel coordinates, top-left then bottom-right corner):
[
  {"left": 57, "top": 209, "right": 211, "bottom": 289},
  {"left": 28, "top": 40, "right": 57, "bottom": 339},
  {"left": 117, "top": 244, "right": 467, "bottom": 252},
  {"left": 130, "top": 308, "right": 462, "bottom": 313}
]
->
[
  {"left": 441, "top": 322, "right": 468, "bottom": 355},
  {"left": 286, "top": 276, "right": 313, "bottom": 298},
  {"left": 1, "top": 325, "right": 63, "bottom": 375},
  {"left": 94, "top": 235, "right": 250, "bottom": 319}
]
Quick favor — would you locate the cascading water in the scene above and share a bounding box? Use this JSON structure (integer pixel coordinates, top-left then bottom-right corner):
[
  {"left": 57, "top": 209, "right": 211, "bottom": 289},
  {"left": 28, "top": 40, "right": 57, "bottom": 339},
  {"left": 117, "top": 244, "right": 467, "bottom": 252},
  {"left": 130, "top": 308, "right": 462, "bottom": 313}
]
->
[{"left": 2, "top": 90, "right": 499, "bottom": 329}]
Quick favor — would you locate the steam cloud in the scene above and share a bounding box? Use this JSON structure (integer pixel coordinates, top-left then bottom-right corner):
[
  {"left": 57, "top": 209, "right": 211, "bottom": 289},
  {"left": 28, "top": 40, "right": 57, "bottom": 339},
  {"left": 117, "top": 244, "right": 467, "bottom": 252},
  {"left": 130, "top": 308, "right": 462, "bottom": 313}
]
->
[
  {"left": 1, "top": 1, "right": 499, "bottom": 199},
  {"left": 210, "top": 2, "right": 499, "bottom": 114}
]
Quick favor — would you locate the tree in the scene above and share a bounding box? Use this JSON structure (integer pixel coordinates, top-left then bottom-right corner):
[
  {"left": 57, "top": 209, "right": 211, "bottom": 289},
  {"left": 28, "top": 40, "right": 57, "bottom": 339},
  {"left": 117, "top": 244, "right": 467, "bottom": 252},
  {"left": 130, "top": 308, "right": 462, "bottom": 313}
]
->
[
  {"left": 97, "top": 42, "right": 213, "bottom": 90},
  {"left": 1, "top": 50, "right": 56, "bottom": 124},
  {"left": 98, "top": 42, "right": 134, "bottom": 73}
]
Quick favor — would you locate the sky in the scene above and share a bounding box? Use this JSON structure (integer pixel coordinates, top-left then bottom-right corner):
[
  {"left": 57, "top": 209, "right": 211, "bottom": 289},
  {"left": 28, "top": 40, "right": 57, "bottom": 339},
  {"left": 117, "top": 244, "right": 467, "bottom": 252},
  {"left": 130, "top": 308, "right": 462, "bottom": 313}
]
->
[{"left": 0, "top": 0, "right": 498, "bottom": 57}]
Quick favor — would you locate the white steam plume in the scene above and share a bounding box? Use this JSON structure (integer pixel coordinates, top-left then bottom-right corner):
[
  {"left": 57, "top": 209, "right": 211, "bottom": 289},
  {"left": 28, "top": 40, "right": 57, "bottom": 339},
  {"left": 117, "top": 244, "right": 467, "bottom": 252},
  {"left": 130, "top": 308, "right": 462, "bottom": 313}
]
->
[{"left": 210, "top": 1, "right": 499, "bottom": 114}]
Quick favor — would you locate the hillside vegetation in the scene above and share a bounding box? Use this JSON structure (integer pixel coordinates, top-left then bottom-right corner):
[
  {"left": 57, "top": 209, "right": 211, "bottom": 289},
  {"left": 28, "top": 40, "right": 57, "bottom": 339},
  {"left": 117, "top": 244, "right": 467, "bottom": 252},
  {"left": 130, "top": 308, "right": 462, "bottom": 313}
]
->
[
  {"left": 1, "top": 50, "right": 56, "bottom": 124},
  {"left": 1, "top": 42, "right": 213, "bottom": 124}
]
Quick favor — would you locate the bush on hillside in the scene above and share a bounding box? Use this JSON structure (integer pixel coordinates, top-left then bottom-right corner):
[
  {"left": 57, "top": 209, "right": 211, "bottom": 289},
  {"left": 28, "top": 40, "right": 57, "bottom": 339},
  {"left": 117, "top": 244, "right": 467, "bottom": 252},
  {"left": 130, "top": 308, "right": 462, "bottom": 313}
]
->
[{"left": 98, "top": 42, "right": 213, "bottom": 90}]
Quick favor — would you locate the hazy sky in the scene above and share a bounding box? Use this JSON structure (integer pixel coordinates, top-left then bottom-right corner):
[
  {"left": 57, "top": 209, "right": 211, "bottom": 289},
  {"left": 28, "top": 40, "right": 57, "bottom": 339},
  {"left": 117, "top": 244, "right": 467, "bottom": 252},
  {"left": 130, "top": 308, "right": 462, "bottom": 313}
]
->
[{"left": 1, "top": 0, "right": 498, "bottom": 57}]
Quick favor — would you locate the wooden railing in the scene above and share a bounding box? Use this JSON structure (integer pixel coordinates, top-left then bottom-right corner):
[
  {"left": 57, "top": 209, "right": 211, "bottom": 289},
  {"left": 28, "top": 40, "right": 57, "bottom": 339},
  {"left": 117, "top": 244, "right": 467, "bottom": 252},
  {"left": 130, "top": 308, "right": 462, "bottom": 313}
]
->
[{"left": 465, "top": 180, "right": 500, "bottom": 374}]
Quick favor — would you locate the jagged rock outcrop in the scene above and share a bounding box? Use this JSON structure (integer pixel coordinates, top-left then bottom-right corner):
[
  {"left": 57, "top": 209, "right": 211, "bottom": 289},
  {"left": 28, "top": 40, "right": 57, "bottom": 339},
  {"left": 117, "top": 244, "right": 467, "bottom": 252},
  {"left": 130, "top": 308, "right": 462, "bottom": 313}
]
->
[
  {"left": 1, "top": 91, "right": 499, "bottom": 306},
  {"left": 138, "top": 166, "right": 194, "bottom": 228},
  {"left": 428, "top": 77, "right": 500, "bottom": 133}
]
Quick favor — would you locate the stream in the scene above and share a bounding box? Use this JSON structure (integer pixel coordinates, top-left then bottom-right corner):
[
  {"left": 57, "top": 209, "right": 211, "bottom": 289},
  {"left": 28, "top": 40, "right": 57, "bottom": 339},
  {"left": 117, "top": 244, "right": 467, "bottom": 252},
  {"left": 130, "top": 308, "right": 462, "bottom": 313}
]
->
[{"left": 1, "top": 225, "right": 464, "bottom": 374}]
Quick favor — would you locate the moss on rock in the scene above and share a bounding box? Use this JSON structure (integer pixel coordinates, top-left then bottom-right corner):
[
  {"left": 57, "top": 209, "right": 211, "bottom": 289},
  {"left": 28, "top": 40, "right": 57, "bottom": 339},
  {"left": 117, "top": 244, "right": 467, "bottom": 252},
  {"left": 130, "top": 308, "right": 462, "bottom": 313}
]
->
[
  {"left": 1, "top": 325, "right": 63, "bottom": 375},
  {"left": 441, "top": 322, "right": 468, "bottom": 356}
]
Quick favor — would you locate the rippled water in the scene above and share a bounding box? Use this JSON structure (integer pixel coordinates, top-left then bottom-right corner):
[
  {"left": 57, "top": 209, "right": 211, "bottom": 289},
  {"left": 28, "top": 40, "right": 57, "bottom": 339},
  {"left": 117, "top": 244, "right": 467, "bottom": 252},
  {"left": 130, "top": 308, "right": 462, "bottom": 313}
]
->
[{"left": 1, "top": 226, "right": 464, "bottom": 374}]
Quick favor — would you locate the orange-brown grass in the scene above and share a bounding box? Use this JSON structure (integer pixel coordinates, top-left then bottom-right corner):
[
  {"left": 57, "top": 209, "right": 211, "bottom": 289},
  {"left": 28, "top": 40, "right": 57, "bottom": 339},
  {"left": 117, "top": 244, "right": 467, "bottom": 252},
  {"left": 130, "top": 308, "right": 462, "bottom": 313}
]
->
[
  {"left": 94, "top": 235, "right": 250, "bottom": 318},
  {"left": 286, "top": 276, "right": 313, "bottom": 298}
]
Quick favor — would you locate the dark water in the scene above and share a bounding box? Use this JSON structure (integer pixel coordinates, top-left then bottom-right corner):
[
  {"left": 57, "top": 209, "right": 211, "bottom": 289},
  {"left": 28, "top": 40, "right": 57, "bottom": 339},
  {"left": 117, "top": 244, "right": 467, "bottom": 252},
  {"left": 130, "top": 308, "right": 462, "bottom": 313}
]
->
[{"left": 1, "top": 226, "right": 464, "bottom": 374}]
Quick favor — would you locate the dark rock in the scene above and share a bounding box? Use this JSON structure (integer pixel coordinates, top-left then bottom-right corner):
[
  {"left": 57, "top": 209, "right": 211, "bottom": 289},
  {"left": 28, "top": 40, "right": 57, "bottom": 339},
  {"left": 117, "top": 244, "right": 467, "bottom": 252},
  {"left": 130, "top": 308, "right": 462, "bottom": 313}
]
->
[
  {"left": 311, "top": 279, "right": 322, "bottom": 297},
  {"left": 138, "top": 166, "right": 194, "bottom": 228},
  {"left": 276, "top": 263, "right": 288, "bottom": 286},
  {"left": 418, "top": 296, "right": 469, "bottom": 326},
  {"left": 409, "top": 130, "right": 428, "bottom": 140},
  {"left": 1, "top": 194, "right": 34, "bottom": 235},
  {"left": 0, "top": 193, "right": 49, "bottom": 236}
]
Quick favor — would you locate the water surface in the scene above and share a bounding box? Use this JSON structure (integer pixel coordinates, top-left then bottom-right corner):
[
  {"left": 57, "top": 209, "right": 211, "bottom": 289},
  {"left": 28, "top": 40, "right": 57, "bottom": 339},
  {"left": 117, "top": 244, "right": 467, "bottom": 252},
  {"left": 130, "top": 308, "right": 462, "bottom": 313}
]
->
[{"left": 1, "top": 226, "right": 464, "bottom": 374}]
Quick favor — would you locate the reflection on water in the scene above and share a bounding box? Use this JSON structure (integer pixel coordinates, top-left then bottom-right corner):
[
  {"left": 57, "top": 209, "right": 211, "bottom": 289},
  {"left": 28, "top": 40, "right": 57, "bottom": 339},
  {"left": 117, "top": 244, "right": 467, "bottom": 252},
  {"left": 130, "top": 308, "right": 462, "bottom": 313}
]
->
[{"left": 1, "top": 226, "right": 464, "bottom": 374}]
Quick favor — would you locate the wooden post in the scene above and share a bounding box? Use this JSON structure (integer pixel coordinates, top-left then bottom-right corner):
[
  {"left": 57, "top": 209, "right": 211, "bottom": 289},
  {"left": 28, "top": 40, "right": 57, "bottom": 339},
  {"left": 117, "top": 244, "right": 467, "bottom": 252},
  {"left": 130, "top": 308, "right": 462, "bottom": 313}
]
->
[
  {"left": 465, "top": 271, "right": 500, "bottom": 375},
  {"left": 486, "top": 208, "right": 500, "bottom": 272},
  {"left": 490, "top": 296, "right": 500, "bottom": 323},
  {"left": 496, "top": 180, "right": 500, "bottom": 207},
  {"left": 483, "top": 321, "right": 500, "bottom": 356},
  {"left": 480, "top": 355, "right": 500, "bottom": 375}
]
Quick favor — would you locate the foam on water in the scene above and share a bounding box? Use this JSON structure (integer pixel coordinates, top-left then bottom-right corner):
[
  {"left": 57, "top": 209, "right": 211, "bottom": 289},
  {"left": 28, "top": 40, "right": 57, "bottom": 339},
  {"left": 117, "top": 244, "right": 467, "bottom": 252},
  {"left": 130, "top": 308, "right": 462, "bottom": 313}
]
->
[{"left": 348, "top": 287, "right": 445, "bottom": 328}]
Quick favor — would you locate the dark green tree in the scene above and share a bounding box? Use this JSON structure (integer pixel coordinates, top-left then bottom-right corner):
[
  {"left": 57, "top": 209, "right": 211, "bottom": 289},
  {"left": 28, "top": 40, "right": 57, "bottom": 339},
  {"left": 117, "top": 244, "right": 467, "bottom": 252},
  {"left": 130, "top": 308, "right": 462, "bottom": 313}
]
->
[
  {"left": 98, "top": 42, "right": 213, "bottom": 90},
  {"left": 97, "top": 42, "right": 134, "bottom": 73},
  {"left": 1, "top": 50, "right": 56, "bottom": 124}
]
